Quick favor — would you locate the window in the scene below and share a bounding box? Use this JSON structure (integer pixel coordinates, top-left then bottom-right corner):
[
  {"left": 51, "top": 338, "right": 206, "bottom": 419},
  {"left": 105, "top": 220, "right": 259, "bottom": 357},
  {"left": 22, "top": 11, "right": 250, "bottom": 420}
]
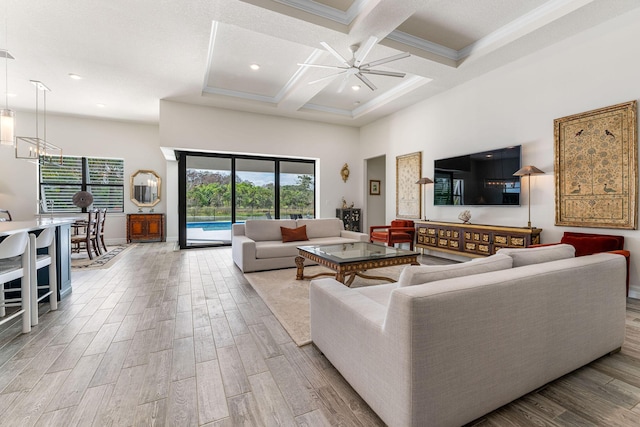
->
[{"left": 40, "top": 156, "right": 124, "bottom": 213}]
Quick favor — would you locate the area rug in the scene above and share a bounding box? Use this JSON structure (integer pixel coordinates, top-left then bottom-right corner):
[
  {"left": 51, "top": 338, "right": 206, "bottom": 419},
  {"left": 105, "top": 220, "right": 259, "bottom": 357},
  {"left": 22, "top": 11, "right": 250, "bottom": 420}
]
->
[
  {"left": 244, "top": 255, "right": 456, "bottom": 346},
  {"left": 71, "top": 244, "right": 136, "bottom": 269}
]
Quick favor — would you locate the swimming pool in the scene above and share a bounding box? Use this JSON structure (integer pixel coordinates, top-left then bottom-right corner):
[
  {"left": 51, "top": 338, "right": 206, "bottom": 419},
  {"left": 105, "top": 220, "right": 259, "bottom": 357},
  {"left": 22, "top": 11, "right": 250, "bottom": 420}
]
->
[{"left": 187, "top": 221, "right": 233, "bottom": 231}]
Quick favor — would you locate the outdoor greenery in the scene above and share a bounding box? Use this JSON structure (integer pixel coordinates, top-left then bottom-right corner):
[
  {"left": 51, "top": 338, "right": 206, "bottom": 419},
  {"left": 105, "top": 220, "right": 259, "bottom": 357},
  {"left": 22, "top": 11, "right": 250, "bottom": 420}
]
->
[{"left": 186, "top": 171, "right": 314, "bottom": 221}]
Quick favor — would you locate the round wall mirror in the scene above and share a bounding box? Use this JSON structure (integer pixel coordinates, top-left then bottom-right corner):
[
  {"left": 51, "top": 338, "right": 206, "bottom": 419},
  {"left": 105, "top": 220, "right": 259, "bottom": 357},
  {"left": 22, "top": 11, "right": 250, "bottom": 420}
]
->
[{"left": 130, "top": 170, "right": 161, "bottom": 207}]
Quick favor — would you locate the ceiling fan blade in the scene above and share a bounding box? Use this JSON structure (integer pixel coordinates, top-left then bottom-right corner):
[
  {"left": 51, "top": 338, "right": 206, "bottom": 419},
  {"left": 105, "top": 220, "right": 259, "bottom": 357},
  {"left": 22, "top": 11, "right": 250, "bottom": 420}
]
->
[
  {"left": 297, "top": 63, "right": 348, "bottom": 70},
  {"left": 320, "top": 42, "right": 350, "bottom": 66},
  {"left": 353, "top": 36, "right": 378, "bottom": 67},
  {"left": 355, "top": 73, "right": 377, "bottom": 91},
  {"left": 308, "top": 70, "right": 347, "bottom": 85},
  {"left": 359, "top": 69, "right": 406, "bottom": 78},
  {"left": 360, "top": 52, "right": 410, "bottom": 68},
  {"left": 337, "top": 75, "right": 350, "bottom": 93}
]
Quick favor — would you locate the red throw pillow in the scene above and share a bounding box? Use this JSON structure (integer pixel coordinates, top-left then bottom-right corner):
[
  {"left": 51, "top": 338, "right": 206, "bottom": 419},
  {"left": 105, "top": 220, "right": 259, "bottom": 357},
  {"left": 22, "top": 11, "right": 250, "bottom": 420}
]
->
[
  {"left": 560, "top": 235, "right": 621, "bottom": 257},
  {"left": 281, "top": 225, "right": 308, "bottom": 243}
]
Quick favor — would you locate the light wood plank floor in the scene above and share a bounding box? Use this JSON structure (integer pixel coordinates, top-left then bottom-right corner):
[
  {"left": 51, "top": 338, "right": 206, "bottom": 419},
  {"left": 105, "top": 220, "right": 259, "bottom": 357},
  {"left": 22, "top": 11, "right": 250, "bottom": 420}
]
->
[{"left": 1, "top": 242, "right": 640, "bottom": 426}]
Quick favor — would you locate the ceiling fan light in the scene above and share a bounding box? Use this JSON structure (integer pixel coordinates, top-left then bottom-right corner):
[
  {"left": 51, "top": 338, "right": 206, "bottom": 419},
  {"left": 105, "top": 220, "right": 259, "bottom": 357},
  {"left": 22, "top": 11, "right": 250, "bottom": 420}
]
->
[
  {"left": 0, "top": 109, "right": 15, "bottom": 146},
  {"left": 250, "top": 63, "right": 260, "bottom": 71},
  {"left": 351, "top": 85, "right": 361, "bottom": 91}
]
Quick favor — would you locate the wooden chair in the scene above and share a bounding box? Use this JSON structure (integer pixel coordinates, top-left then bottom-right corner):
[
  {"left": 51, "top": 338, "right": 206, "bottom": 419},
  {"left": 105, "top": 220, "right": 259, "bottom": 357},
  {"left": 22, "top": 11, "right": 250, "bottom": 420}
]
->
[
  {"left": 98, "top": 208, "right": 108, "bottom": 253},
  {"left": 71, "top": 210, "right": 100, "bottom": 259},
  {"left": 0, "top": 232, "right": 31, "bottom": 333},
  {"left": 370, "top": 219, "right": 416, "bottom": 251}
]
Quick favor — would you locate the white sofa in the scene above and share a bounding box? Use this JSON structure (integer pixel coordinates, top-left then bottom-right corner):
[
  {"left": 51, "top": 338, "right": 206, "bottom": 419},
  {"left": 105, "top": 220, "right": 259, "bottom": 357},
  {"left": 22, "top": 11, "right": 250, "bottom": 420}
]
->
[
  {"left": 232, "top": 218, "right": 369, "bottom": 273},
  {"left": 310, "top": 245, "right": 627, "bottom": 427}
]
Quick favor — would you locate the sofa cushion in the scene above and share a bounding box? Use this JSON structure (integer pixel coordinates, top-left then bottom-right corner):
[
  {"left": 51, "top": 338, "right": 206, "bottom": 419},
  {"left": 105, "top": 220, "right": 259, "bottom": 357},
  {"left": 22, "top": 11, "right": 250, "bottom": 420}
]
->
[
  {"left": 245, "top": 219, "right": 296, "bottom": 241},
  {"left": 497, "top": 244, "right": 575, "bottom": 267},
  {"left": 396, "top": 253, "right": 513, "bottom": 287},
  {"left": 255, "top": 241, "right": 304, "bottom": 259},
  {"left": 281, "top": 225, "right": 308, "bottom": 243},
  {"left": 297, "top": 218, "right": 343, "bottom": 239},
  {"left": 560, "top": 235, "right": 621, "bottom": 257}
]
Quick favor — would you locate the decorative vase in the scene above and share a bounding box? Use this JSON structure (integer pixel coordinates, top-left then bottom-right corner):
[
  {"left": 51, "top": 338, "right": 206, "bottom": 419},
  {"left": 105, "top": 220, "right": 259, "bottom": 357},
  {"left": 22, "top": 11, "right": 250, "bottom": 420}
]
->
[{"left": 458, "top": 210, "right": 471, "bottom": 224}]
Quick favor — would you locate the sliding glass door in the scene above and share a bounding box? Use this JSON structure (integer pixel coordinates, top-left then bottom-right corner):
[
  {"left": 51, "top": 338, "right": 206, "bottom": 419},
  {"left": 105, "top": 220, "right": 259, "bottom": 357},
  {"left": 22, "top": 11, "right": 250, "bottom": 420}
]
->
[
  {"left": 183, "top": 156, "right": 232, "bottom": 246},
  {"left": 235, "top": 158, "right": 275, "bottom": 221},
  {"left": 178, "top": 152, "right": 315, "bottom": 248}
]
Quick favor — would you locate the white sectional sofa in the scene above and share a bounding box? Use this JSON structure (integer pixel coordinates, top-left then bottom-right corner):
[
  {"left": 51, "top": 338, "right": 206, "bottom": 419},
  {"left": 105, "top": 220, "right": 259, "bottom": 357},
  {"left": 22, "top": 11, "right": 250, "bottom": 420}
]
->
[
  {"left": 310, "top": 245, "right": 627, "bottom": 427},
  {"left": 232, "top": 218, "right": 369, "bottom": 273}
]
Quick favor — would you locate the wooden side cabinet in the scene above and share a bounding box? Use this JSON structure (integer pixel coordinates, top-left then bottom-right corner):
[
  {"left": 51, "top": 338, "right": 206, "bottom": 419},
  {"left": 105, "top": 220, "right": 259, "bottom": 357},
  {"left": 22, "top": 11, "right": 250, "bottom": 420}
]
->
[
  {"left": 415, "top": 220, "right": 542, "bottom": 258},
  {"left": 127, "top": 213, "right": 165, "bottom": 243}
]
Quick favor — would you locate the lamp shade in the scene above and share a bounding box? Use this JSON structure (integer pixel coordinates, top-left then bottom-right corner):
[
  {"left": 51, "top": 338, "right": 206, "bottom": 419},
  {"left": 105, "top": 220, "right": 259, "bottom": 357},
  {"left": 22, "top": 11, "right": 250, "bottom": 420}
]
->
[
  {"left": 513, "top": 165, "right": 544, "bottom": 176},
  {"left": 0, "top": 109, "right": 15, "bottom": 146},
  {"left": 415, "top": 177, "right": 434, "bottom": 184}
]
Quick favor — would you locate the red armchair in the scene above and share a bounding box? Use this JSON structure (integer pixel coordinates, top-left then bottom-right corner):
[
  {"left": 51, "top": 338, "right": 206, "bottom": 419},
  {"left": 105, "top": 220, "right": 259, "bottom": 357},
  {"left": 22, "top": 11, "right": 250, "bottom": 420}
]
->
[
  {"left": 531, "top": 231, "right": 630, "bottom": 295},
  {"left": 370, "top": 220, "right": 416, "bottom": 251}
]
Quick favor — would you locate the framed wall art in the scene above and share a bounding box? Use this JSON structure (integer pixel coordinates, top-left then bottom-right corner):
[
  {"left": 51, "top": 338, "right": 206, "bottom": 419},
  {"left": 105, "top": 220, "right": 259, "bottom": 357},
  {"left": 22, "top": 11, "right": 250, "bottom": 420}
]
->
[
  {"left": 396, "top": 151, "right": 422, "bottom": 218},
  {"left": 555, "top": 100, "right": 638, "bottom": 229},
  {"left": 369, "top": 180, "right": 381, "bottom": 195}
]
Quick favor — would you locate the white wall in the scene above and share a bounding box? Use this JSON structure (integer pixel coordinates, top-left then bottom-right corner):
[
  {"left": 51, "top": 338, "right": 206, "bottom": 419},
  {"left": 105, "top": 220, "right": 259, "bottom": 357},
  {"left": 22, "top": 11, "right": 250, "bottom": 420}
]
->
[
  {"left": 359, "top": 8, "right": 640, "bottom": 294},
  {"left": 0, "top": 112, "right": 161, "bottom": 244},
  {"left": 159, "top": 101, "right": 361, "bottom": 241}
]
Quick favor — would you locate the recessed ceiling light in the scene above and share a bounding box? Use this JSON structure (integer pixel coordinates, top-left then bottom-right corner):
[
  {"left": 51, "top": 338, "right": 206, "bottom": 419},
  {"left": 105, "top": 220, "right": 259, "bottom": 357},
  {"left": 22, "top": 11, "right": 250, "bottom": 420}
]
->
[
  {"left": 96, "top": 103, "right": 105, "bottom": 108},
  {"left": 250, "top": 64, "right": 260, "bottom": 71},
  {"left": 68, "top": 73, "right": 82, "bottom": 80},
  {"left": 351, "top": 85, "right": 361, "bottom": 91},
  {"left": 5, "top": 93, "right": 16, "bottom": 98},
  {"left": 353, "top": 101, "right": 361, "bottom": 105}
]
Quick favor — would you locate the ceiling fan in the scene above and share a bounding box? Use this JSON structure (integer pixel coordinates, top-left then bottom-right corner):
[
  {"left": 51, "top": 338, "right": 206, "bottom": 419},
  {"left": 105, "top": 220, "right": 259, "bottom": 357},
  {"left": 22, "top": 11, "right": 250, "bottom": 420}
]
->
[{"left": 298, "top": 36, "right": 410, "bottom": 92}]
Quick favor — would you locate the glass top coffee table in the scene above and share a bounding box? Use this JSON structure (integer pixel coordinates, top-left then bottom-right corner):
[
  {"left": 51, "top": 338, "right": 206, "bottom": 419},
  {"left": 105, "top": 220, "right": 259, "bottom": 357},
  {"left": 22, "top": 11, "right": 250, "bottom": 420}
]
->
[{"left": 295, "top": 242, "right": 419, "bottom": 287}]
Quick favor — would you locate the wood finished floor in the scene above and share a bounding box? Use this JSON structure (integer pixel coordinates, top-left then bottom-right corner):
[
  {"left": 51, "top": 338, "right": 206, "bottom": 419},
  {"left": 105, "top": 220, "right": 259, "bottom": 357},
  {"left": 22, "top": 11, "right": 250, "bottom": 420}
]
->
[{"left": 1, "top": 243, "right": 640, "bottom": 426}]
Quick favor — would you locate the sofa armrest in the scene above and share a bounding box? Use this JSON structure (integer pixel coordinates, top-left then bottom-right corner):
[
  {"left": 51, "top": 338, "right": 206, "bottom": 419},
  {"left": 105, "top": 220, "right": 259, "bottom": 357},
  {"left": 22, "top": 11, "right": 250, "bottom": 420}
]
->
[
  {"left": 310, "top": 278, "right": 409, "bottom": 425},
  {"left": 340, "top": 230, "right": 369, "bottom": 242},
  {"left": 310, "top": 278, "right": 388, "bottom": 331},
  {"left": 609, "top": 250, "right": 630, "bottom": 296},
  {"left": 232, "top": 223, "right": 246, "bottom": 236},
  {"left": 231, "top": 235, "right": 256, "bottom": 272}
]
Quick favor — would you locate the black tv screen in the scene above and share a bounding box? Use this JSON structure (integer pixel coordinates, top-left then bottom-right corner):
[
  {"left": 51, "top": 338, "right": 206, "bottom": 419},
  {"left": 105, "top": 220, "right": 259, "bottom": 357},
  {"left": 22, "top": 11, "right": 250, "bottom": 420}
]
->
[{"left": 434, "top": 146, "right": 521, "bottom": 206}]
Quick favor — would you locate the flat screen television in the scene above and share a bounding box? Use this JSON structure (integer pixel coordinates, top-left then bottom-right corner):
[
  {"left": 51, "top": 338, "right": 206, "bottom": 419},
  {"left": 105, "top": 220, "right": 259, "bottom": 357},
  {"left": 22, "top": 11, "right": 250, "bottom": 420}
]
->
[{"left": 434, "top": 145, "right": 521, "bottom": 206}]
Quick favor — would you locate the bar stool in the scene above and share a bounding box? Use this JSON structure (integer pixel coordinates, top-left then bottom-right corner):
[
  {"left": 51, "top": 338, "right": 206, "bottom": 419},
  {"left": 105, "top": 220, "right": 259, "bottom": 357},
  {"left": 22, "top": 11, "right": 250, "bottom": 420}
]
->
[
  {"left": 0, "top": 232, "right": 31, "bottom": 334},
  {"left": 29, "top": 227, "right": 58, "bottom": 326}
]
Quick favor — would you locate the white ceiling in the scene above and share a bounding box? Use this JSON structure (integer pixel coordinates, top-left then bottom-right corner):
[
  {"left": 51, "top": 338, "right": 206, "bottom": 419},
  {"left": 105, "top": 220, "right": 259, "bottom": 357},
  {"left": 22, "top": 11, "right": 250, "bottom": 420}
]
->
[{"left": 1, "top": 0, "right": 638, "bottom": 127}]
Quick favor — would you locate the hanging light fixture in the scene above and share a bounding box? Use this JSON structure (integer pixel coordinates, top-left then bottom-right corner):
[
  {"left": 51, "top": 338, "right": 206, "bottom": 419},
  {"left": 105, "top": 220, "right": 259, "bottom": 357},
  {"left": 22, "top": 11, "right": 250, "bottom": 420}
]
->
[
  {"left": 15, "top": 80, "right": 62, "bottom": 164},
  {"left": 0, "top": 1, "right": 15, "bottom": 146},
  {"left": 0, "top": 51, "right": 15, "bottom": 145}
]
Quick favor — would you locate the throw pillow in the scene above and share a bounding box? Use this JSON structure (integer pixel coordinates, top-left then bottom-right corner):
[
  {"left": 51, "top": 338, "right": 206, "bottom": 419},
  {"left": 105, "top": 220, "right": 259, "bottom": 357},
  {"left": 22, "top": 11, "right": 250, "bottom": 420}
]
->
[
  {"left": 396, "top": 253, "right": 513, "bottom": 287},
  {"left": 560, "top": 235, "right": 620, "bottom": 257},
  {"left": 497, "top": 244, "right": 575, "bottom": 267},
  {"left": 281, "top": 225, "right": 308, "bottom": 243}
]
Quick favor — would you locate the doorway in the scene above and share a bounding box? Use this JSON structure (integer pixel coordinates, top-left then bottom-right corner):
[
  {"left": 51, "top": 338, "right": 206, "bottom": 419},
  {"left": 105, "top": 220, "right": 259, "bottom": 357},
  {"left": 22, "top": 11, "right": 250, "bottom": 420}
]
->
[{"left": 366, "top": 155, "right": 386, "bottom": 231}]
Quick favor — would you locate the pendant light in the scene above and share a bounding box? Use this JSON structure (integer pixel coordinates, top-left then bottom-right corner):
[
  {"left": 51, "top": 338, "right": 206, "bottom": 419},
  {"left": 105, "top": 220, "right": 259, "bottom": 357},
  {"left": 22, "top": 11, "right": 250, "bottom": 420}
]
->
[
  {"left": 15, "top": 80, "right": 62, "bottom": 164},
  {"left": 0, "top": 1, "right": 15, "bottom": 146}
]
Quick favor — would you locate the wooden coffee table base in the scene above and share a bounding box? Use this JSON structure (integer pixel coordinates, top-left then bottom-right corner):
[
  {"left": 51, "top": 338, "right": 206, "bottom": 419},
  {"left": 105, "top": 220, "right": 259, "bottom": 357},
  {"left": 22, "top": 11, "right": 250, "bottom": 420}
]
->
[{"left": 295, "top": 253, "right": 419, "bottom": 287}]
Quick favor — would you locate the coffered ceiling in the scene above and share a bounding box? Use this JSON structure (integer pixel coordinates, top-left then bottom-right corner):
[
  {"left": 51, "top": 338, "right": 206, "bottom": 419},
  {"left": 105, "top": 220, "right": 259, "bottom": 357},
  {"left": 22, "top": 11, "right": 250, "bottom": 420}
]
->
[{"left": 1, "top": 0, "right": 638, "bottom": 127}]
